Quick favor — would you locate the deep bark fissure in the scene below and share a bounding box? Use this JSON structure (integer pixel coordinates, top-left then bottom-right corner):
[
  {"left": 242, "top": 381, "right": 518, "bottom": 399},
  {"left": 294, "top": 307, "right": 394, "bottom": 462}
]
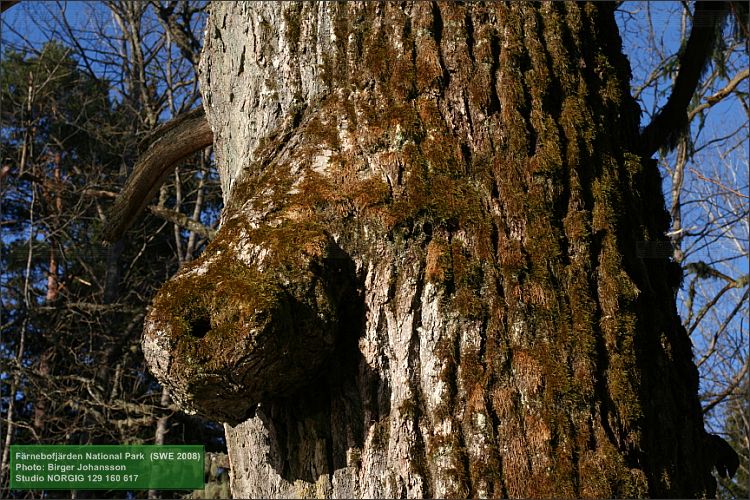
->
[
  {"left": 464, "top": 8, "right": 475, "bottom": 65},
  {"left": 430, "top": 2, "right": 450, "bottom": 89}
]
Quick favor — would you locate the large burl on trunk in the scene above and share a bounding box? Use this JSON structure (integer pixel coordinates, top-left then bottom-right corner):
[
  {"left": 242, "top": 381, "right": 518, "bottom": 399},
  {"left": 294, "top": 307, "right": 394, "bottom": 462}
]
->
[{"left": 142, "top": 2, "right": 729, "bottom": 497}]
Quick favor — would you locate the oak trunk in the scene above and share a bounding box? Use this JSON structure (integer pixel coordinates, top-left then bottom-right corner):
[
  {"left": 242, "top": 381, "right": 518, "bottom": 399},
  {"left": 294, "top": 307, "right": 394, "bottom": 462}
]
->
[{"left": 143, "top": 2, "right": 719, "bottom": 497}]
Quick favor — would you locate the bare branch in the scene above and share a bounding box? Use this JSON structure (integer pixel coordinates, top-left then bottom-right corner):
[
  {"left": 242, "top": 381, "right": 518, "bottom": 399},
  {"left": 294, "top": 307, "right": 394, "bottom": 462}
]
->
[
  {"left": 148, "top": 204, "right": 216, "bottom": 240},
  {"left": 689, "top": 68, "right": 750, "bottom": 121},
  {"left": 102, "top": 107, "right": 212, "bottom": 244}
]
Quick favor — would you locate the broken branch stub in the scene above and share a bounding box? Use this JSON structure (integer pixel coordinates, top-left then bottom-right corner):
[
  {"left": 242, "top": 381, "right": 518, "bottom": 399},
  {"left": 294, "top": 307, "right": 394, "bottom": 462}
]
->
[{"left": 142, "top": 220, "right": 352, "bottom": 424}]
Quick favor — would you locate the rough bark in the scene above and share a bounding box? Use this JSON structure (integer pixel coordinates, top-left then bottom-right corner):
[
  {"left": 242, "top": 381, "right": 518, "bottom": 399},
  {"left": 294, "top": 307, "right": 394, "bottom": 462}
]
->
[{"left": 142, "top": 2, "right": 728, "bottom": 497}]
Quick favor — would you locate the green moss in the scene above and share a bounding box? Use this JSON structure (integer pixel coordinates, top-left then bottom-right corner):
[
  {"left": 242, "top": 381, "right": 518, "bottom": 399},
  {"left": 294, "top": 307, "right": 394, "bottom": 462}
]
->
[
  {"left": 398, "top": 398, "right": 419, "bottom": 420},
  {"left": 152, "top": 253, "right": 279, "bottom": 370},
  {"left": 578, "top": 438, "right": 649, "bottom": 498},
  {"left": 363, "top": 29, "right": 389, "bottom": 82},
  {"left": 371, "top": 417, "right": 390, "bottom": 451},
  {"left": 305, "top": 114, "right": 340, "bottom": 148},
  {"left": 283, "top": 3, "right": 303, "bottom": 55},
  {"left": 447, "top": 239, "right": 486, "bottom": 319},
  {"left": 622, "top": 151, "right": 644, "bottom": 180},
  {"left": 428, "top": 431, "right": 471, "bottom": 497}
]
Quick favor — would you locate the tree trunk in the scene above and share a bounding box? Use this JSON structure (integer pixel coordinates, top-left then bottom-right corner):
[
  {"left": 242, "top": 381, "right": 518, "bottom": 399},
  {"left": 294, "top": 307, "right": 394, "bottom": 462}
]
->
[{"left": 143, "top": 2, "right": 724, "bottom": 497}]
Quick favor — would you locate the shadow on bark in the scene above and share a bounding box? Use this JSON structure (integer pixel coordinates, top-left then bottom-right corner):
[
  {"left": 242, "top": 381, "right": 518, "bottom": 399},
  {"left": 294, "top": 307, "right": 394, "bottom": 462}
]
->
[{"left": 254, "top": 258, "right": 390, "bottom": 483}]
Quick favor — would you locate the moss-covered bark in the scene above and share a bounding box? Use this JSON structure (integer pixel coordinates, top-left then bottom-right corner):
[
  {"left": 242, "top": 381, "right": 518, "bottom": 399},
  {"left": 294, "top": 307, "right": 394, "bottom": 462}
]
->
[{"left": 143, "top": 2, "right": 724, "bottom": 497}]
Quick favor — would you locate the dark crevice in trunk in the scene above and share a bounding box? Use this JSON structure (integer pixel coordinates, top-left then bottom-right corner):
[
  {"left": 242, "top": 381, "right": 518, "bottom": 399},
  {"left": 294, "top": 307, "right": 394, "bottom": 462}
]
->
[
  {"left": 476, "top": 313, "right": 489, "bottom": 385},
  {"left": 460, "top": 142, "right": 472, "bottom": 175},
  {"left": 264, "top": 408, "right": 291, "bottom": 478},
  {"left": 456, "top": 423, "right": 473, "bottom": 497},
  {"left": 430, "top": 1, "right": 450, "bottom": 87},
  {"left": 535, "top": 11, "right": 563, "bottom": 121},
  {"left": 568, "top": 414, "right": 582, "bottom": 497},
  {"left": 445, "top": 305, "right": 469, "bottom": 496},
  {"left": 589, "top": 259, "right": 622, "bottom": 463},
  {"left": 237, "top": 45, "right": 245, "bottom": 76},
  {"left": 407, "top": 257, "right": 431, "bottom": 495},
  {"left": 464, "top": 10, "right": 475, "bottom": 64}
]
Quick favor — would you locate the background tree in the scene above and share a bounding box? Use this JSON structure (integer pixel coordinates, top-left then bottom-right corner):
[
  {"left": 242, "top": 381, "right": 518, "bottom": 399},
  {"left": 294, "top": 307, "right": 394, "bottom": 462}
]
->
[{"left": 618, "top": 3, "right": 748, "bottom": 496}]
